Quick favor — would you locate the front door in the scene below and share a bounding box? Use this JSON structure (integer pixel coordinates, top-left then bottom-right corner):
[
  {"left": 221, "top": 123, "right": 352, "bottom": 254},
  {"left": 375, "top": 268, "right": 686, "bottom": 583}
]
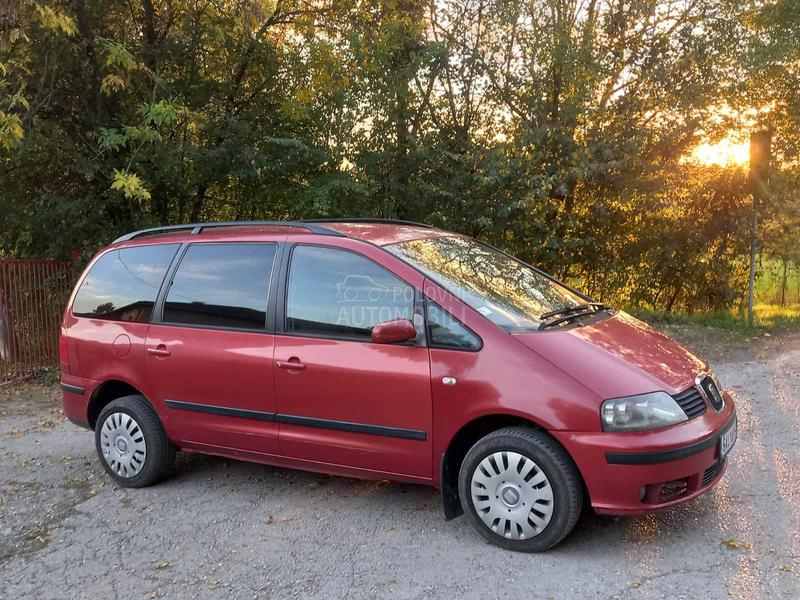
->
[
  {"left": 274, "top": 243, "right": 432, "bottom": 478},
  {"left": 146, "top": 241, "right": 280, "bottom": 455}
]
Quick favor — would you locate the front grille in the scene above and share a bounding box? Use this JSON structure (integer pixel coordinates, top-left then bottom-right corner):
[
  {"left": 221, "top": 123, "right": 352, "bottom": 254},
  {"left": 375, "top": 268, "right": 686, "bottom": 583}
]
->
[
  {"left": 703, "top": 458, "right": 726, "bottom": 486},
  {"left": 673, "top": 387, "right": 708, "bottom": 419}
]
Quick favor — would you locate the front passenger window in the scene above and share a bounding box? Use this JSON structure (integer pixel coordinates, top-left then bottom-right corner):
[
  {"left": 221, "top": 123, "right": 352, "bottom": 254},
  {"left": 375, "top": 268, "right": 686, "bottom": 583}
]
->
[{"left": 286, "top": 246, "right": 415, "bottom": 341}]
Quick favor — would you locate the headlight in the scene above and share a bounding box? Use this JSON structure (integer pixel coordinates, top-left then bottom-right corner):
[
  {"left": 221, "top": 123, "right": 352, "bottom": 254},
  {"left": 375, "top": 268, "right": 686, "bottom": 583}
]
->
[{"left": 601, "top": 391, "right": 688, "bottom": 432}]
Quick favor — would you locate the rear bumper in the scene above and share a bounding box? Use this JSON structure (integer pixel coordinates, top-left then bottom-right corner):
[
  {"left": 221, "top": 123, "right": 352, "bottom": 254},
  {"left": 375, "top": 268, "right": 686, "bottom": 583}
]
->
[
  {"left": 553, "top": 391, "right": 736, "bottom": 515},
  {"left": 60, "top": 374, "right": 96, "bottom": 429}
]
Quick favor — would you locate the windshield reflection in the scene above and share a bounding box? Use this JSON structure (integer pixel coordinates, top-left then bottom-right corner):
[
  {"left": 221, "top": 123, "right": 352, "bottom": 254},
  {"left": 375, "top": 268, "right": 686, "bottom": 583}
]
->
[{"left": 386, "top": 236, "right": 585, "bottom": 331}]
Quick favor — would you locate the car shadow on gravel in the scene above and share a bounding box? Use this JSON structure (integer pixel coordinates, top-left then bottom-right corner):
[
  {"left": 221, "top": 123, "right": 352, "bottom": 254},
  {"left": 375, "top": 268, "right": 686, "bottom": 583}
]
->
[
  {"left": 157, "top": 449, "right": 711, "bottom": 556},
  {"left": 167, "top": 450, "right": 440, "bottom": 509}
]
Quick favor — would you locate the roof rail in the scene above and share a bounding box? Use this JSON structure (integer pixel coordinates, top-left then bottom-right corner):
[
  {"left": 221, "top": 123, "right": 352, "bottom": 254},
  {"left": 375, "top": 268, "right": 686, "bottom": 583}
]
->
[
  {"left": 302, "top": 218, "right": 434, "bottom": 229},
  {"left": 112, "top": 221, "right": 346, "bottom": 244}
]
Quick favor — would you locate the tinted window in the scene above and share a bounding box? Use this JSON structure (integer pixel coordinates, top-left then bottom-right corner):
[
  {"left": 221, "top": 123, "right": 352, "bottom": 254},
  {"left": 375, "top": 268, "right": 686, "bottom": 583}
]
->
[
  {"left": 72, "top": 244, "right": 178, "bottom": 322},
  {"left": 286, "top": 246, "right": 414, "bottom": 340},
  {"left": 163, "top": 243, "right": 276, "bottom": 329},
  {"left": 386, "top": 236, "right": 587, "bottom": 332},
  {"left": 427, "top": 300, "right": 481, "bottom": 351}
]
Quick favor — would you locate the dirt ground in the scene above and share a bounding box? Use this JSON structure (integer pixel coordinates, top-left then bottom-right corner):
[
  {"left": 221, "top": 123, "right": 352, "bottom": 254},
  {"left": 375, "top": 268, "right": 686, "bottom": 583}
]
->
[{"left": 1, "top": 326, "right": 799, "bottom": 599}]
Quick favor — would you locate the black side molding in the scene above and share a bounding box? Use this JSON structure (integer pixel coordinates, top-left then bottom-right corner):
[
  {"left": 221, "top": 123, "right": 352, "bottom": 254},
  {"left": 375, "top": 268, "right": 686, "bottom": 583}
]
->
[
  {"left": 275, "top": 413, "right": 427, "bottom": 441},
  {"left": 606, "top": 413, "right": 737, "bottom": 465},
  {"left": 165, "top": 400, "right": 275, "bottom": 421},
  {"left": 164, "top": 400, "right": 428, "bottom": 441},
  {"left": 60, "top": 383, "right": 86, "bottom": 396}
]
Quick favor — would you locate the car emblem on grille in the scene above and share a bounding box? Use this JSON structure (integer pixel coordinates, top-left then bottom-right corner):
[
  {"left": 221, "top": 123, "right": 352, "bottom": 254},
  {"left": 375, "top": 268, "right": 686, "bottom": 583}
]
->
[{"left": 695, "top": 374, "right": 724, "bottom": 412}]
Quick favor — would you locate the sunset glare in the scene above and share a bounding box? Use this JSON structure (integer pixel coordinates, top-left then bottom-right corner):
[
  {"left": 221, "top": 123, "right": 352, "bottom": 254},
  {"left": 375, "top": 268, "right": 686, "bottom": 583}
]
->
[{"left": 690, "top": 138, "right": 750, "bottom": 167}]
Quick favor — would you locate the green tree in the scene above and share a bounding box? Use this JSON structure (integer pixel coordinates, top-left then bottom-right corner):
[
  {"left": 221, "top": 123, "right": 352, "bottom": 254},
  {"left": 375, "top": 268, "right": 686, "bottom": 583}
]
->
[{"left": 0, "top": 0, "right": 796, "bottom": 315}]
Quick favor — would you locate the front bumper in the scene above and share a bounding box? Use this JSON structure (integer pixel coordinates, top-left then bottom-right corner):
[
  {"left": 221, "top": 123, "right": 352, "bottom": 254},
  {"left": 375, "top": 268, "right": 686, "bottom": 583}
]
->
[{"left": 553, "top": 391, "right": 736, "bottom": 515}]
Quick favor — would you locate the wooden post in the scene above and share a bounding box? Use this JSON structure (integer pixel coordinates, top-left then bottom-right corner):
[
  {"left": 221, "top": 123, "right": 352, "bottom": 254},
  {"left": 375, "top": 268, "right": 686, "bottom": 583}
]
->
[
  {"left": 748, "top": 131, "right": 771, "bottom": 324},
  {"left": 747, "top": 197, "right": 757, "bottom": 324},
  {"left": 781, "top": 258, "right": 788, "bottom": 307}
]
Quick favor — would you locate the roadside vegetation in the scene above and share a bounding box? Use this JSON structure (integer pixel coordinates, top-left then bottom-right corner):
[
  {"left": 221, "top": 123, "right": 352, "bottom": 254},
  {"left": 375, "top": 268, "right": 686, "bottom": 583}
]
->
[
  {"left": 636, "top": 304, "right": 800, "bottom": 334},
  {"left": 636, "top": 257, "right": 800, "bottom": 332},
  {"left": 1, "top": 1, "right": 798, "bottom": 323}
]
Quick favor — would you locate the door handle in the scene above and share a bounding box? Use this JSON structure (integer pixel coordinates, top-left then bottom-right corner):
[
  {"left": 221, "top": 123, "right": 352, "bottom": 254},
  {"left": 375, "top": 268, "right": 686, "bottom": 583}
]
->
[
  {"left": 146, "top": 345, "right": 171, "bottom": 357},
  {"left": 276, "top": 358, "right": 305, "bottom": 371}
]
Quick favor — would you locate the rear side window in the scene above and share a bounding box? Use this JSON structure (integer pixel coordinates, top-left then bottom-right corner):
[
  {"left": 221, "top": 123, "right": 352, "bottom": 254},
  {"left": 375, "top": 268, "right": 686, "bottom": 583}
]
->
[
  {"left": 163, "top": 243, "right": 277, "bottom": 330},
  {"left": 286, "top": 245, "right": 414, "bottom": 340},
  {"left": 427, "top": 300, "right": 482, "bottom": 351},
  {"left": 72, "top": 244, "right": 178, "bottom": 322}
]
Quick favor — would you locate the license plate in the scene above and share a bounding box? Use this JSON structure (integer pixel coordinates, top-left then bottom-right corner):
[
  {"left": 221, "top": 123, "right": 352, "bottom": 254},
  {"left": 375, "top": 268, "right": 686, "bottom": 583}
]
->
[{"left": 719, "top": 419, "right": 737, "bottom": 459}]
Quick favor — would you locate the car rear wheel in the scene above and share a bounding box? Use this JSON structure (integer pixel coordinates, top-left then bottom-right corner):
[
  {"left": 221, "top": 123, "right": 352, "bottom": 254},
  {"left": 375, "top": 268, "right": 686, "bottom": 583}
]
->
[
  {"left": 95, "top": 395, "right": 176, "bottom": 488},
  {"left": 458, "top": 426, "right": 583, "bottom": 552}
]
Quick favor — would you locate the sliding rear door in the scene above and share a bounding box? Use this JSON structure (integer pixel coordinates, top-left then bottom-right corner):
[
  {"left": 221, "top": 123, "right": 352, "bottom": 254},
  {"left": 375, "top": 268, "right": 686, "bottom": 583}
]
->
[{"left": 145, "top": 242, "right": 280, "bottom": 454}]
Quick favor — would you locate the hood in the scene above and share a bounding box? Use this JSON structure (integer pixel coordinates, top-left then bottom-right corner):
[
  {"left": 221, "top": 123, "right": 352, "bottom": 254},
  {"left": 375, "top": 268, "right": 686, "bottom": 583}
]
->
[{"left": 513, "top": 311, "right": 708, "bottom": 400}]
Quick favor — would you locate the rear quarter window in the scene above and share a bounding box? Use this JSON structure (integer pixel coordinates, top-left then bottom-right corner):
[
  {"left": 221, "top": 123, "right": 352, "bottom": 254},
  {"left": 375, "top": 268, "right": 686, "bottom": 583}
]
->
[{"left": 72, "top": 244, "right": 179, "bottom": 323}]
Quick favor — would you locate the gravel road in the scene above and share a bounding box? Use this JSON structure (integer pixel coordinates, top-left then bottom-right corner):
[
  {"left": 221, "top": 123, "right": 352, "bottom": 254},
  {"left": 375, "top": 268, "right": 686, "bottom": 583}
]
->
[{"left": 1, "top": 327, "right": 799, "bottom": 599}]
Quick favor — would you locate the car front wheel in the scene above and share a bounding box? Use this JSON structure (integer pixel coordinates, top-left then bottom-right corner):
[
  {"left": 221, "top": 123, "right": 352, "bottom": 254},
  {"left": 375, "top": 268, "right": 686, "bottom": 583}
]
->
[{"left": 458, "top": 426, "right": 583, "bottom": 552}]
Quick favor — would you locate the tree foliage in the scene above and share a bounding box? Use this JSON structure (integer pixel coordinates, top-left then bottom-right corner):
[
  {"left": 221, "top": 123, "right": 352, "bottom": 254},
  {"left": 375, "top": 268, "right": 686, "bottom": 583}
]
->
[{"left": 0, "top": 0, "right": 797, "bottom": 312}]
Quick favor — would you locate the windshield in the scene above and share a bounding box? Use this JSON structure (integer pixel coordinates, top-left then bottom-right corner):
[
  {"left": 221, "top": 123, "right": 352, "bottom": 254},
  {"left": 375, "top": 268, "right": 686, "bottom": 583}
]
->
[{"left": 385, "top": 236, "right": 587, "bottom": 332}]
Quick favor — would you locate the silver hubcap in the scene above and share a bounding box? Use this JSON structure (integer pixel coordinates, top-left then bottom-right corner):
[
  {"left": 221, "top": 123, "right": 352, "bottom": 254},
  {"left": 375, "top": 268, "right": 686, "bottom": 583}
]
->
[
  {"left": 100, "top": 412, "right": 146, "bottom": 478},
  {"left": 471, "top": 451, "right": 554, "bottom": 540}
]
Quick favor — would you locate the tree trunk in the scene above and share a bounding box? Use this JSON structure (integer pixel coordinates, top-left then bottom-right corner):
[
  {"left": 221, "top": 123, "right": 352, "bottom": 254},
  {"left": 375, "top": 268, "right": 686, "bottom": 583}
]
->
[
  {"left": 74, "top": 0, "right": 110, "bottom": 127},
  {"left": 141, "top": 0, "right": 159, "bottom": 70},
  {"left": 665, "top": 283, "right": 683, "bottom": 313},
  {"left": 190, "top": 184, "right": 207, "bottom": 222}
]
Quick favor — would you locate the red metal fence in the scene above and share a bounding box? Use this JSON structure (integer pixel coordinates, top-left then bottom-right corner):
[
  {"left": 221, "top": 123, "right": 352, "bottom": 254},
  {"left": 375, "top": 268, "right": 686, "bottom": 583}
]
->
[{"left": 1, "top": 259, "right": 74, "bottom": 383}]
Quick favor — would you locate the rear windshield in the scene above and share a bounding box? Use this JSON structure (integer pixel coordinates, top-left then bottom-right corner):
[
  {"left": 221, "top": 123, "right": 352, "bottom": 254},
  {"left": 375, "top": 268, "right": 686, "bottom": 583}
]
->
[
  {"left": 385, "top": 236, "right": 585, "bottom": 332},
  {"left": 72, "top": 244, "right": 178, "bottom": 322}
]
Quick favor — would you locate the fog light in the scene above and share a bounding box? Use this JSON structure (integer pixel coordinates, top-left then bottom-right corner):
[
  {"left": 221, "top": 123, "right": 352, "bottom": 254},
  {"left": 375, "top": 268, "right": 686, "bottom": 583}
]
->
[
  {"left": 659, "top": 478, "right": 689, "bottom": 502},
  {"left": 641, "top": 478, "right": 690, "bottom": 504}
]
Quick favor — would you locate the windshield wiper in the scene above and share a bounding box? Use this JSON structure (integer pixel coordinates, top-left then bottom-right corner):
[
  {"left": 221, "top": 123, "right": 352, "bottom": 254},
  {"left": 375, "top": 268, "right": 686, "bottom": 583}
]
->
[
  {"left": 539, "top": 302, "right": 608, "bottom": 321},
  {"left": 538, "top": 302, "right": 612, "bottom": 331}
]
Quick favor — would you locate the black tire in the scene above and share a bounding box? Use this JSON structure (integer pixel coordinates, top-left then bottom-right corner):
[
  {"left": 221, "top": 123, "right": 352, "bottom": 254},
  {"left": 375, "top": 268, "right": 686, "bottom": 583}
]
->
[
  {"left": 94, "top": 395, "right": 176, "bottom": 488},
  {"left": 458, "top": 426, "right": 583, "bottom": 552}
]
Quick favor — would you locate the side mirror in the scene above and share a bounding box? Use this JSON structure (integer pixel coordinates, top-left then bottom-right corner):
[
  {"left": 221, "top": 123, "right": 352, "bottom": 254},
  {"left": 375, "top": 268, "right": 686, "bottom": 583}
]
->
[{"left": 371, "top": 319, "right": 416, "bottom": 344}]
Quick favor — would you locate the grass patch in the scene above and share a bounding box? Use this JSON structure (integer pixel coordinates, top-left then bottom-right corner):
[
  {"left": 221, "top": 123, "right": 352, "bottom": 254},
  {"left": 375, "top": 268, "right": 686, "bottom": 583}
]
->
[
  {"left": 754, "top": 258, "right": 800, "bottom": 305},
  {"left": 631, "top": 304, "right": 800, "bottom": 333}
]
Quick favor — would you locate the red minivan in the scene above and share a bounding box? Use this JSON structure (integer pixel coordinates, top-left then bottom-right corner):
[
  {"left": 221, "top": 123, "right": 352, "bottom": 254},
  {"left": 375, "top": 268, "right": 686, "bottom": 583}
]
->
[{"left": 60, "top": 220, "right": 737, "bottom": 551}]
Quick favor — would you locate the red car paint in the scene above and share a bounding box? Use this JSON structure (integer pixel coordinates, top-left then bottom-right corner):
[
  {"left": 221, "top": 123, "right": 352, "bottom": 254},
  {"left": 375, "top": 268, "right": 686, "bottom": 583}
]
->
[{"left": 60, "top": 222, "right": 735, "bottom": 516}]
